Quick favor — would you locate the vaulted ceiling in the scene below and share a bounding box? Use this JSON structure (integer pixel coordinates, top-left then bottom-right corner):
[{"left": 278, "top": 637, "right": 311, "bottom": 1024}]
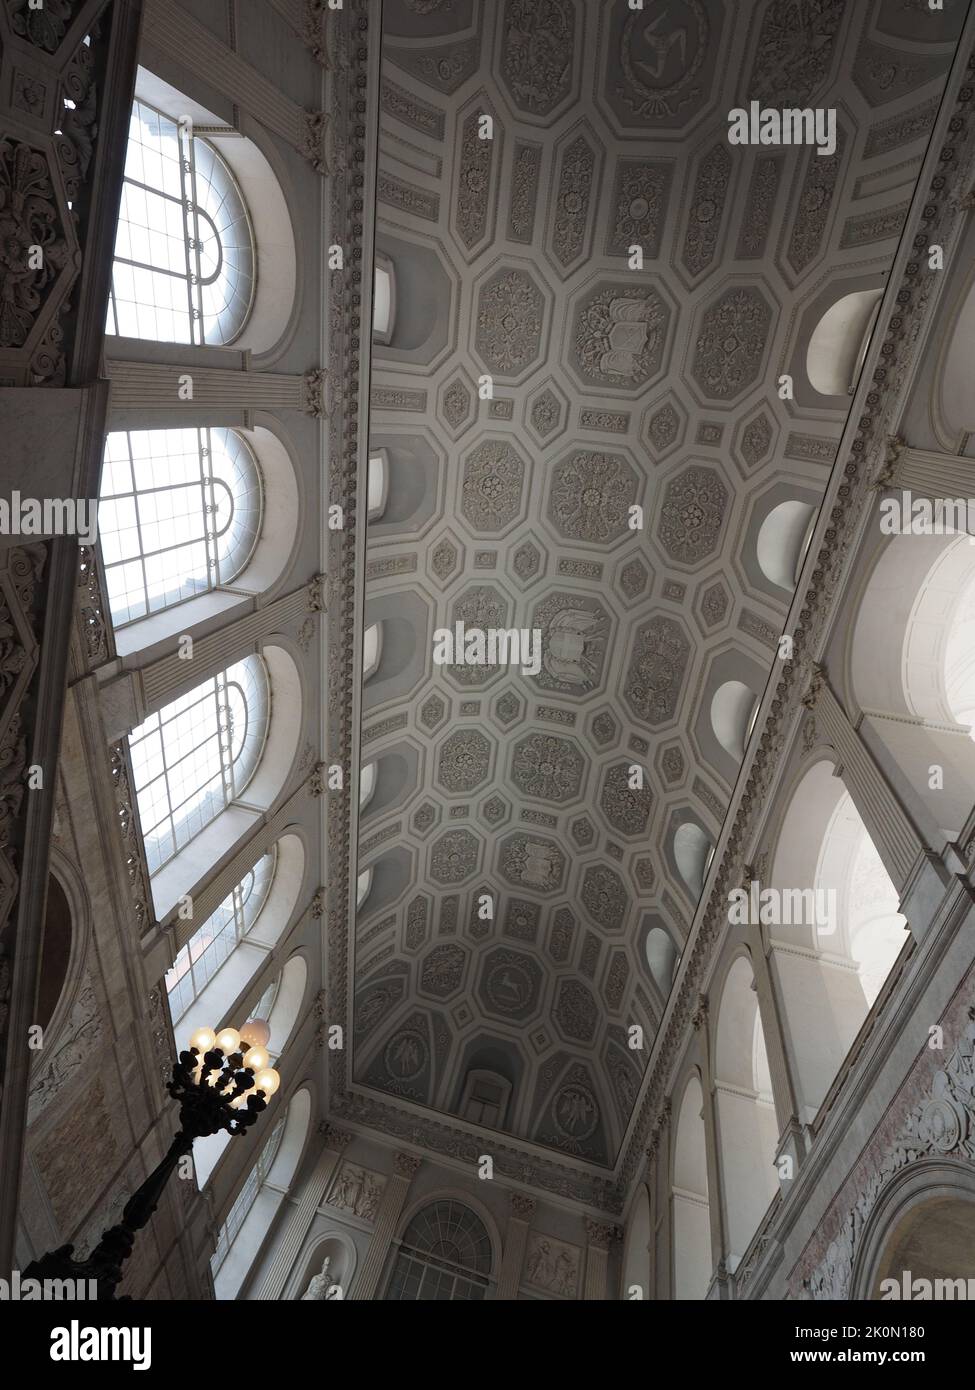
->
[{"left": 349, "top": 0, "right": 963, "bottom": 1171}]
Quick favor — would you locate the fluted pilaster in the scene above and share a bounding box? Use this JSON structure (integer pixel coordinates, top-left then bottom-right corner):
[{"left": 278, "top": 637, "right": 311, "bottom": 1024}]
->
[
  {"left": 257, "top": 1126, "right": 352, "bottom": 1300},
  {"left": 348, "top": 1153, "right": 421, "bottom": 1301},
  {"left": 496, "top": 1193, "right": 536, "bottom": 1299}
]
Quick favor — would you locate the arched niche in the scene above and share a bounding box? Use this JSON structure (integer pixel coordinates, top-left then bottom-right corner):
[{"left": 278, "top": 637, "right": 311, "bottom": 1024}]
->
[
  {"left": 807, "top": 289, "right": 883, "bottom": 397},
  {"left": 672, "top": 1074, "right": 712, "bottom": 1300},
  {"left": 767, "top": 759, "right": 906, "bottom": 1122},
  {"left": 850, "top": 532, "right": 975, "bottom": 843},
  {"left": 211, "top": 1086, "right": 313, "bottom": 1298},
  {"left": 148, "top": 643, "right": 303, "bottom": 922},
  {"left": 621, "top": 1185, "right": 651, "bottom": 1300},
  {"left": 851, "top": 1161, "right": 975, "bottom": 1300},
  {"left": 372, "top": 233, "right": 453, "bottom": 366},
  {"left": 713, "top": 955, "right": 779, "bottom": 1267},
  {"left": 129, "top": 68, "right": 298, "bottom": 357},
  {"left": 175, "top": 832, "right": 306, "bottom": 1042},
  {"left": 292, "top": 1231, "right": 358, "bottom": 1301},
  {"left": 111, "top": 422, "right": 300, "bottom": 661}
]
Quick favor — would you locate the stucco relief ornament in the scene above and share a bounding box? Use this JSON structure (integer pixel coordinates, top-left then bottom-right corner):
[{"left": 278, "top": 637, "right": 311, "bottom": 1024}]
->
[
  {"left": 549, "top": 451, "right": 636, "bottom": 543},
  {"left": 692, "top": 289, "right": 771, "bottom": 399},
  {"left": 803, "top": 1008, "right": 975, "bottom": 1300},
  {"left": 538, "top": 606, "right": 608, "bottom": 691},
  {"left": 303, "top": 368, "right": 330, "bottom": 417},
  {"left": 475, "top": 269, "right": 544, "bottom": 374},
  {"left": 616, "top": 1, "right": 709, "bottom": 119},
  {"left": 300, "top": 110, "right": 331, "bottom": 175},
  {"left": 0, "top": 142, "right": 69, "bottom": 350},
  {"left": 511, "top": 732, "right": 584, "bottom": 802},
  {"left": 574, "top": 288, "right": 666, "bottom": 386},
  {"left": 553, "top": 1080, "right": 599, "bottom": 1141},
  {"left": 500, "top": 0, "right": 575, "bottom": 115}
]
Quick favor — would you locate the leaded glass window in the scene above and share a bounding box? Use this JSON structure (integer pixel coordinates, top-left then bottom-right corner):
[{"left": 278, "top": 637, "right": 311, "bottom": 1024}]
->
[
  {"left": 99, "top": 427, "right": 262, "bottom": 627},
  {"left": 129, "top": 656, "right": 269, "bottom": 874},
  {"left": 385, "top": 1201, "right": 492, "bottom": 1301},
  {"left": 209, "top": 1115, "right": 285, "bottom": 1275},
  {"left": 108, "top": 99, "right": 255, "bottom": 345},
  {"left": 165, "top": 848, "right": 277, "bottom": 1021}
]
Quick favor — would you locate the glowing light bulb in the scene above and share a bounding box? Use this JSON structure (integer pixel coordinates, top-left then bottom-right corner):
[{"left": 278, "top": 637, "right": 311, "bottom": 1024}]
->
[
  {"left": 189, "top": 1027, "right": 216, "bottom": 1053},
  {"left": 239, "top": 1019, "right": 270, "bottom": 1050},
  {"left": 254, "top": 1068, "right": 280, "bottom": 1098},
  {"left": 215, "top": 1027, "right": 241, "bottom": 1055},
  {"left": 242, "top": 1046, "right": 269, "bottom": 1072}
]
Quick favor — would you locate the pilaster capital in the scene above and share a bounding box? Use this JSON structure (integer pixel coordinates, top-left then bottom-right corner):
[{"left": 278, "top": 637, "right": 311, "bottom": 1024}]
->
[
  {"left": 303, "top": 367, "right": 330, "bottom": 417},
  {"left": 300, "top": 110, "right": 331, "bottom": 175},
  {"left": 301, "top": 0, "right": 330, "bottom": 66},
  {"left": 584, "top": 1219, "right": 621, "bottom": 1250},
  {"left": 509, "top": 1192, "right": 536, "bottom": 1220},
  {"left": 319, "top": 1123, "right": 353, "bottom": 1152},
  {"left": 393, "top": 1151, "right": 422, "bottom": 1180}
]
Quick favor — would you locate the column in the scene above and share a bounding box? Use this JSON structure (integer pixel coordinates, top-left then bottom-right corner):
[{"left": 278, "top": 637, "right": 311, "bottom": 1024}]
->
[
  {"left": 141, "top": 0, "right": 331, "bottom": 172},
  {"left": 646, "top": 1102, "right": 671, "bottom": 1300},
  {"left": 348, "top": 1153, "right": 421, "bottom": 1300},
  {"left": 257, "top": 1126, "right": 352, "bottom": 1299},
  {"left": 496, "top": 1193, "right": 535, "bottom": 1299},
  {"left": 583, "top": 1220, "right": 618, "bottom": 1300},
  {"left": 692, "top": 998, "right": 731, "bottom": 1296},
  {"left": 106, "top": 359, "right": 324, "bottom": 421},
  {"left": 804, "top": 668, "right": 928, "bottom": 892}
]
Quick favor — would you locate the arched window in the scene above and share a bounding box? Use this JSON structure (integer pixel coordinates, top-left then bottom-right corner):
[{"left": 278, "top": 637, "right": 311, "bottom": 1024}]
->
[
  {"left": 756, "top": 500, "right": 817, "bottom": 592},
  {"left": 368, "top": 451, "right": 390, "bottom": 522},
  {"left": 210, "top": 1114, "right": 285, "bottom": 1276},
  {"left": 672, "top": 1075, "right": 712, "bottom": 1299},
  {"left": 128, "top": 655, "right": 269, "bottom": 874},
  {"left": 362, "top": 623, "right": 383, "bottom": 681},
  {"left": 359, "top": 762, "right": 378, "bottom": 811},
  {"left": 710, "top": 681, "right": 760, "bottom": 761},
  {"left": 807, "top": 289, "right": 882, "bottom": 397},
  {"left": 210, "top": 1088, "right": 311, "bottom": 1298},
  {"left": 108, "top": 99, "right": 255, "bottom": 345},
  {"left": 99, "top": 427, "right": 262, "bottom": 627},
  {"left": 165, "top": 848, "right": 276, "bottom": 1021},
  {"left": 373, "top": 256, "right": 395, "bottom": 345},
  {"left": 645, "top": 926, "right": 677, "bottom": 999},
  {"left": 385, "top": 1200, "right": 492, "bottom": 1301},
  {"left": 356, "top": 867, "right": 373, "bottom": 910},
  {"left": 767, "top": 759, "right": 906, "bottom": 1120},
  {"left": 673, "top": 822, "right": 714, "bottom": 900},
  {"left": 714, "top": 957, "right": 780, "bottom": 1266},
  {"left": 460, "top": 1069, "right": 512, "bottom": 1129}
]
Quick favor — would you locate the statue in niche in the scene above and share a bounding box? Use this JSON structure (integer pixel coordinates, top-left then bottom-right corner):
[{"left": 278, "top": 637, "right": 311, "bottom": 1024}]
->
[{"left": 301, "top": 1255, "right": 341, "bottom": 1301}]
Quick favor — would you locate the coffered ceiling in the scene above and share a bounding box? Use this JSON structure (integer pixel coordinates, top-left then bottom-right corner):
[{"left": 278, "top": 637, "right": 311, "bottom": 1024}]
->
[{"left": 348, "top": 0, "right": 963, "bottom": 1172}]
